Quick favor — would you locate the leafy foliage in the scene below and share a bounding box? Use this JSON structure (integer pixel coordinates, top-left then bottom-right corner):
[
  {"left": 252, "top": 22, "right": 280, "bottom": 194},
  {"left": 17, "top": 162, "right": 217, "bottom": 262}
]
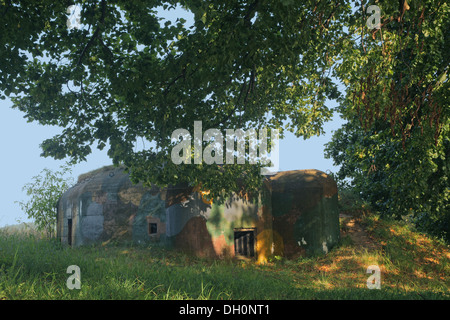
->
[
  {"left": 1, "top": 0, "right": 351, "bottom": 198},
  {"left": 15, "top": 165, "right": 74, "bottom": 238},
  {"left": 325, "top": 0, "right": 449, "bottom": 242},
  {"left": 334, "top": 0, "right": 449, "bottom": 145},
  {"left": 326, "top": 116, "right": 449, "bottom": 241}
]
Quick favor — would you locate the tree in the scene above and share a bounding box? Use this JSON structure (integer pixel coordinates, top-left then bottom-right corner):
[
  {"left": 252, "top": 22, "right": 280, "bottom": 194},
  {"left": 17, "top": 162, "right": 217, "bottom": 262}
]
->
[
  {"left": 16, "top": 165, "right": 74, "bottom": 238},
  {"left": 1, "top": 1, "right": 448, "bottom": 207},
  {"left": 0, "top": 1, "right": 70, "bottom": 97},
  {"left": 1, "top": 0, "right": 350, "bottom": 198},
  {"left": 325, "top": 0, "right": 449, "bottom": 241},
  {"left": 325, "top": 116, "right": 449, "bottom": 241},
  {"left": 335, "top": 0, "right": 449, "bottom": 145}
]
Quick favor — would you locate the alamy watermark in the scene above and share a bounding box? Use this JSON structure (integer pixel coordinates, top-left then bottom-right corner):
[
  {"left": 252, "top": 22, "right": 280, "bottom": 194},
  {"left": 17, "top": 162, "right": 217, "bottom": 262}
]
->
[
  {"left": 366, "top": 5, "right": 381, "bottom": 29},
  {"left": 366, "top": 265, "right": 381, "bottom": 289},
  {"left": 65, "top": 4, "right": 381, "bottom": 31},
  {"left": 66, "top": 4, "right": 82, "bottom": 30},
  {"left": 66, "top": 265, "right": 81, "bottom": 289},
  {"left": 171, "top": 121, "right": 279, "bottom": 175}
]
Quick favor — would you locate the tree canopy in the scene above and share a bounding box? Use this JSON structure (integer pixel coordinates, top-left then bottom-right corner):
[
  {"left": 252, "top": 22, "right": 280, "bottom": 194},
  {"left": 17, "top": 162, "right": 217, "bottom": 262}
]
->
[
  {"left": 1, "top": 0, "right": 350, "bottom": 196},
  {"left": 1, "top": 1, "right": 448, "bottom": 217},
  {"left": 326, "top": 0, "right": 449, "bottom": 240}
]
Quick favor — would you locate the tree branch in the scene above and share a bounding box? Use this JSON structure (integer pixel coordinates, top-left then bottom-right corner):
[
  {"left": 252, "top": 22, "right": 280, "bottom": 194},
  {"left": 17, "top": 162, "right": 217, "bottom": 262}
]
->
[{"left": 77, "top": 0, "right": 107, "bottom": 66}]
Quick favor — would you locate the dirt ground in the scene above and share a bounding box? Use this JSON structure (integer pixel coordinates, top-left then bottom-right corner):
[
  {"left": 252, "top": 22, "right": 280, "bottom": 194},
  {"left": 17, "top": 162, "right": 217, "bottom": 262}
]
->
[{"left": 340, "top": 213, "right": 380, "bottom": 251}]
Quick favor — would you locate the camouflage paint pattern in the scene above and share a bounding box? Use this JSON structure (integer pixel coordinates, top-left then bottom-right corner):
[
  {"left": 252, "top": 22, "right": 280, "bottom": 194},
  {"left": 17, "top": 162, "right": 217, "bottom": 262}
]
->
[{"left": 57, "top": 167, "right": 339, "bottom": 260}]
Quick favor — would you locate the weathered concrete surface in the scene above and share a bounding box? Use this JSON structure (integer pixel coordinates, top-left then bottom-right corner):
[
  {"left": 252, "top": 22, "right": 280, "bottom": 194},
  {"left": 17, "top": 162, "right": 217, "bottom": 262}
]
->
[
  {"left": 269, "top": 170, "right": 340, "bottom": 257},
  {"left": 57, "top": 166, "right": 154, "bottom": 245},
  {"left": 57, "top": 167, "right": 339, "bottom": 260}
]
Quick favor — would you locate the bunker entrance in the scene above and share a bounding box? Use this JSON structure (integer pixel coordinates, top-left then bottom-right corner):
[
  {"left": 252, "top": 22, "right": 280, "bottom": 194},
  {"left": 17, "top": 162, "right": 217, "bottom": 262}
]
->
[{"left": 234, "top": 228, "right": 256, "bottom": 258}]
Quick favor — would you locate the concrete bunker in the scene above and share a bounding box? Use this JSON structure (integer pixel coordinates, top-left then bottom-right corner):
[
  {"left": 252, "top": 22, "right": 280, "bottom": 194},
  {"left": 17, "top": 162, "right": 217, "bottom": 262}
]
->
[{"left": 57, "top": 166, "right": 339, "bottom": 260}]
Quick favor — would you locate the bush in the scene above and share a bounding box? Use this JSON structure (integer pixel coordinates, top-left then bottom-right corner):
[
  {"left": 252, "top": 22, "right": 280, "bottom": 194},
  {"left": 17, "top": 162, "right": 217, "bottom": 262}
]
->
[{"left": 15, "top": 164, "right": 74, "bottom": 238}]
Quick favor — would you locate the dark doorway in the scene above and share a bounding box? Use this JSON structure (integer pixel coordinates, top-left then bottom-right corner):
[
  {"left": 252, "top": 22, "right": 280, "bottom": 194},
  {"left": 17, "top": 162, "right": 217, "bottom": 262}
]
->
[
  {"left": 67, "top": 218, "right": 73, "bottom": 246},
  {"left": 149, "top": 223, "right": 157, "bottom": 234},
  {"left": 234, "top": 228, "right": 256, "bottom": 258}
]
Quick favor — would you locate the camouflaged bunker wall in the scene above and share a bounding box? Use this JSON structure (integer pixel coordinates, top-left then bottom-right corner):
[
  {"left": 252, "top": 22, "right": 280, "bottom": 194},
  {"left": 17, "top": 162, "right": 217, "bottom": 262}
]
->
[{"left": 57, "top": 167, "right": 339, "bottom": 260}]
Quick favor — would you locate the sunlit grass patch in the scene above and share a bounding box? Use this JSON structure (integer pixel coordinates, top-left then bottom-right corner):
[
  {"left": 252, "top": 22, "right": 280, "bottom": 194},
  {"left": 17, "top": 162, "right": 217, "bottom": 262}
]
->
[{"left": 359, "top": 213, "right": 450, "bottom": 294}]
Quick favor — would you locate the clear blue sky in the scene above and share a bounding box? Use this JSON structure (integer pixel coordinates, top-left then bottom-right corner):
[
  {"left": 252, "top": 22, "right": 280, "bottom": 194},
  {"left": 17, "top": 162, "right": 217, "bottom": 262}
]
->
[{"left": 0, "top": 5, "right": 345, "bottom": 227}]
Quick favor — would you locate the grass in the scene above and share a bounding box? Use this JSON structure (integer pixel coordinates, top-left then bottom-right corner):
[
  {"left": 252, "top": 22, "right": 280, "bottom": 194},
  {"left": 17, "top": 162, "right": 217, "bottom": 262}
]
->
[{"left": 0, "top": 213, "right": 449, "bottom": 300}]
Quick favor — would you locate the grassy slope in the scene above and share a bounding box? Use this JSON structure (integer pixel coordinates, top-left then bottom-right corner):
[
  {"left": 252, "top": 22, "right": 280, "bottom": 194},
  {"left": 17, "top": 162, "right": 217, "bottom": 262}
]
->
[{"left": 0, "top": 214, "right": 448, "bottom": 300}]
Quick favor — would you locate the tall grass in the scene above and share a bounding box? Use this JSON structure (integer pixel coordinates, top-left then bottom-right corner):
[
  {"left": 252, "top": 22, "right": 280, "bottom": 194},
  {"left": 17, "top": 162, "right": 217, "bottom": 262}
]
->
[
  {"left": 0, "top": 231, "right": 297, "bottom": 300},
  {"left": 0, "top": 214, "right": 449, "bottom": 300}
]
